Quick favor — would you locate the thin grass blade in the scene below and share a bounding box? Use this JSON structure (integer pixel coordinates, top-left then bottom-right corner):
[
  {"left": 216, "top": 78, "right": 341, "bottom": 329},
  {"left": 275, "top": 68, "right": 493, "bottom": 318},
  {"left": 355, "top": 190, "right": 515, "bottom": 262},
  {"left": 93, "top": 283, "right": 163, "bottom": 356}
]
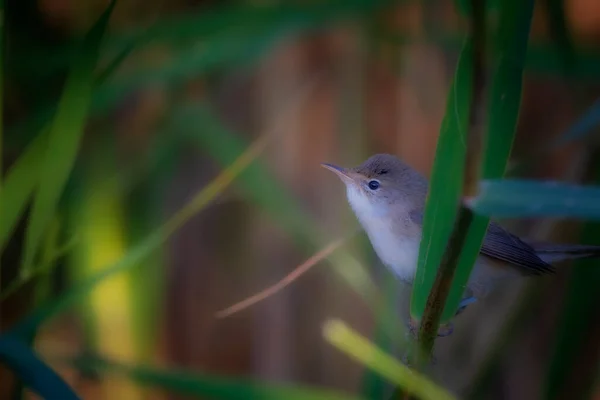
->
[
  {"left": 8, "top": 131, "right": 269, "bottom": 338},
  {"left": 20, "top": 0, "right": 116, "bottom": 275},
  {"left": 0, "top": 132, "right": 48, "bottom": 252},
  {"left": 65, "top": 355, "right": 362, "bottom": 400},
  {"left": 0, "top": 335, "right": 80, "bottom": 400},
  {"left": 543, "top": 0, "right": 575, "bottom": 73},
  {"left": 9, "top": 0, "right": 391, "bottom": 145},
  {"left": 323, "top": 319, "right": 456, "bottom": 400},
  {"left": 553, "top": 97, "right": 600, "bottom": 147},
  {"left": 542, "top": 218, "right": 600, "bottom": 399}
]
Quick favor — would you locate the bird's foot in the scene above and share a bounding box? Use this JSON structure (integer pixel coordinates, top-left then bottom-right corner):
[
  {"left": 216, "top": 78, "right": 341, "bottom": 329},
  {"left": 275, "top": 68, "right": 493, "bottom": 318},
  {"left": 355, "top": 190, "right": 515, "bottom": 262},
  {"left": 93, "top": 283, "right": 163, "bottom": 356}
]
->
[
  {"left": 455, "top": 296, "right": 477, "bottom": 316},
  {"left": 406, "top": 317, "right": 454, "bottom": 338}
]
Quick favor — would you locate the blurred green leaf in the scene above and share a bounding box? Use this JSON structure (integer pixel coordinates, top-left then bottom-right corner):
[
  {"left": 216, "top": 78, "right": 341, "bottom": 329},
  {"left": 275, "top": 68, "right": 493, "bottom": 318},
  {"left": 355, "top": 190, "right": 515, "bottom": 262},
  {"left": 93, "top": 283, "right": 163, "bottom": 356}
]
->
[
  {"left": 469, "top": 179, "right": 600, "bottom": 219},
  {"left": 178, "top": 103, "right": 314, "bottom": 247},
  {"left": 20, "top": 0, "right": 116, "bottom": 275},
  {"left": 0, "top": 335, "right": 80, "bottom": 400},
  {"left": 323, "top": 319, "right": 456, "bottom": 400},
  {"left": 67, "top": 355, "right": 362, "bottom": 400},
  {"left": 176, "top": 98, "right": 410, "bottom": 353},
  {"left": 543, "top": 196, "right": 600, "bottom": 399},
  {"left": 7, "top": 0, "right": 392, "bottom": 146},
  {"left": 8, "top": 126, "right": 269, "bottom": 338},
  {"left": 410, "top": 0, "right": 534, "bottom": 323},
  {"left": 454, "top": 0, "right": 499, "bottom": 15},
  {"left": 359, "top": 275, "right": 399, "bottom": 399},
  {"left": 0, "top": 132, "right": 47, "bottom": 252},
  {"left": 543, "top": 0, "right": 575, "bottom": 73}
]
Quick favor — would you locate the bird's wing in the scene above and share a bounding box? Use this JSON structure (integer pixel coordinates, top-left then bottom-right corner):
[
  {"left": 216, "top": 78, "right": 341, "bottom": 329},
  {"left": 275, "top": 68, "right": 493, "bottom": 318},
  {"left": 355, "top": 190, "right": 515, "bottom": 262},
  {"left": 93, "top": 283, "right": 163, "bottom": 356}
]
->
[
  {"left": 409, "top": 209, "right": 554, "bottom": 275},
  {"left": 481, "top": 222, "right": 554, "bottom": 275}
]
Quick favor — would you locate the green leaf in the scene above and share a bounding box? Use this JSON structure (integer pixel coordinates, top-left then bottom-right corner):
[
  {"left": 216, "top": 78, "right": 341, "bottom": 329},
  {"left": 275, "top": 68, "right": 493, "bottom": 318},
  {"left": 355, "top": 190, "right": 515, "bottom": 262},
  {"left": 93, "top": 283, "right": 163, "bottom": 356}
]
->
[
  {"left": 409, "top": 37, "right": 472, "bottom": 322},
  {"left": 178, "top": 103, "right": 314, "bottom": 246},
  {"left": 359, "top": 274, "right": 399, "bottom": 399},
  {"left": 468, "top": 179, "right": 600, "bottom": 219},
  {"left": 0, "top": 132, "right": 48, "bottom": 252},
  {"left": 410, "top": 0, "right": 534, "bottom": 322},
  {"left": 7, "top": 0, "right": 391, "bottom": 147},
  {"left": 8, "top": 126, "right": 270, "bottom": 338},
  {"left": 177, "top": 102, "right": 409, "bottom": 349},
  {"left": 323, "top": 319, "right": 456, "bottom": 400},
  {"left": 542, "top": 212, "right": 600, "bottom": 399},
  {"left": 20, "top": 0, "right": 116, "bottom": 275},
  {"left": 67, "top": 355, "right": 362, "bottom": 400},
  {"left": 543, "top": 0, "right": 575, "bottom": 74},
  {"left": 0, "top": 335, "right": 80, "bottom": 400}
]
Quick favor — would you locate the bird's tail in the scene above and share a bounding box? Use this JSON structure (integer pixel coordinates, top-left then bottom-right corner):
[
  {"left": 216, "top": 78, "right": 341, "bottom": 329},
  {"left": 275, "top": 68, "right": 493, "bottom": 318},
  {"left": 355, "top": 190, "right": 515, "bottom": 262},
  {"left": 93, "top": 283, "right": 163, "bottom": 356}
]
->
[{"left": 529, "top": 242, "right": 600, "bottom": 264}]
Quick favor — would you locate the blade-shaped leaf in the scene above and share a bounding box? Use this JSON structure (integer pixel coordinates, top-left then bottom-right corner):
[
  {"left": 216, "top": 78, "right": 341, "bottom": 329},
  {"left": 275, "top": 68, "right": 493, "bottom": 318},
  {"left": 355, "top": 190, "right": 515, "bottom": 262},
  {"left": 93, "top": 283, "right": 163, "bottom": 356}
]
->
[
  {"left": 543, "top": 0, "right": 575, "bottom": 73},
  {"left": 20, "top": 0, "right": 116, "bottom": 274},
  {"left": 542, "top": 172, "right": 600, "bottom": 400},
  {"left": 468, "top": 179, "right": 600, "bottom": 219},
  {"left": 323, "top": 319, "right": 456, "bottom": 400},
  {"left": 0, "top": 132, "right": 48, "bottom": 252},
  {"left": 553, "top": 97, "right": 600, "bottom": 147},
  {"left": 179, "top": 101, "right": 409, "bottom": 346},
  {"left": 8, "top": 130, "right": 268, "bottom": 338},
  {"left": 7, "top": 0, "right": 392, "bottom": 147},
  {"left": 409, "top": 37, "right": 472, "bottom": 322},
  {"left": 0, "top": 335, "right": 80, "bottom": 400},
  {"left": 65, "top": 355, "right": 361, "bottom": 400}
]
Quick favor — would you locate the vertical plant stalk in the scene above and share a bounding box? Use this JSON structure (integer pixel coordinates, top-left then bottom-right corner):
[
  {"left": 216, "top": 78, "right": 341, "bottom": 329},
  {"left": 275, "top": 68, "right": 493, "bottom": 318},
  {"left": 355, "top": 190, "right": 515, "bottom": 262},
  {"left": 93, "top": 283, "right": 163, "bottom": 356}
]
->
[
  {"left": 417, "top": 0, "right": 487, "bottom": 360},
  {"left": 542, "top": 152, "right": 600, "bottom": 400}
]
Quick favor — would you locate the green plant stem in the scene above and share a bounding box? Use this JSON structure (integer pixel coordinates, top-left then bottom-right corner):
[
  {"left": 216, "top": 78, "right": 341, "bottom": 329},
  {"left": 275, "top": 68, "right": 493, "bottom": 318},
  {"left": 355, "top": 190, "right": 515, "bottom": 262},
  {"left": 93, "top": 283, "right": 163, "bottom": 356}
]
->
[
  {"left": 417, "top": 207, "right": 475, "bottom": 357},
  {"left": 416, "top": 0, "right": 487, "bottom": 362}
]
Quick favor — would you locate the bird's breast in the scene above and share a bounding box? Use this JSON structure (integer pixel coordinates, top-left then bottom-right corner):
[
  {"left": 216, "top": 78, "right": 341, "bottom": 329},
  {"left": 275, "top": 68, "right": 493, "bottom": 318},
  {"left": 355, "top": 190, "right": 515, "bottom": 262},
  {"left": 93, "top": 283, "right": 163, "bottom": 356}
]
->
[{"left": 361, "top": 217, "right": 421, "bottom": 283}]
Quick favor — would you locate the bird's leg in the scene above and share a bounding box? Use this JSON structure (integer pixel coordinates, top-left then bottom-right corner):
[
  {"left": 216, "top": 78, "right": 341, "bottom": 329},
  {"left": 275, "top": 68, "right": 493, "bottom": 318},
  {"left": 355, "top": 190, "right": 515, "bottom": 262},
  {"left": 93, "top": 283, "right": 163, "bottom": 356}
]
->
[
  {"left": 407, "top": 316, "right": 454, "bottom": 338},
  {"left": 455, "top": 296, "right": 477, "bottom": 316}
]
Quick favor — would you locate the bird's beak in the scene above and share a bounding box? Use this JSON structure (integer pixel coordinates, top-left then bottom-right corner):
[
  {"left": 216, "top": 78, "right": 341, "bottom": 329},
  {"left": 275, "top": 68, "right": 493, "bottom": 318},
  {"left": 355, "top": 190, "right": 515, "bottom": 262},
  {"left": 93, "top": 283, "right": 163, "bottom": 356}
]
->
[{"left": 320, "top": 163, "right": 362, "bottom": 183}]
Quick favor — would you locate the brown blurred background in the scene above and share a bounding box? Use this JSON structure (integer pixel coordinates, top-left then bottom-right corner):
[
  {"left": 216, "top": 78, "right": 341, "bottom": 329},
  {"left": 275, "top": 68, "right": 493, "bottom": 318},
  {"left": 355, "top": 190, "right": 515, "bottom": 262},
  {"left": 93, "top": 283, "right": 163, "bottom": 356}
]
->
[{"left": 2, "top": 0, "right": 600, "bottom": 399}]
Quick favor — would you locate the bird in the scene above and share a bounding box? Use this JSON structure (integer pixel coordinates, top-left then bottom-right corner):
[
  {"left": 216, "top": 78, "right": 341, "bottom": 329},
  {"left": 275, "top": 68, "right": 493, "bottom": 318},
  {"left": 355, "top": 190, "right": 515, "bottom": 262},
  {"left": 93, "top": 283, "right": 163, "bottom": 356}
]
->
[{"left": 321, "top": 153, "right": 600, "bottom": 318}]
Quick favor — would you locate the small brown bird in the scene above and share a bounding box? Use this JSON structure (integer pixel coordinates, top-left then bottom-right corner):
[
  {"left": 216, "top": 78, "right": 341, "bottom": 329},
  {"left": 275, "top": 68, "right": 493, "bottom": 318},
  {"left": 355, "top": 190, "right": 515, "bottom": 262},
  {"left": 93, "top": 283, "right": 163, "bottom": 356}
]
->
[{"left": 322, "top": 153, "right": 600, "bottom": 315}]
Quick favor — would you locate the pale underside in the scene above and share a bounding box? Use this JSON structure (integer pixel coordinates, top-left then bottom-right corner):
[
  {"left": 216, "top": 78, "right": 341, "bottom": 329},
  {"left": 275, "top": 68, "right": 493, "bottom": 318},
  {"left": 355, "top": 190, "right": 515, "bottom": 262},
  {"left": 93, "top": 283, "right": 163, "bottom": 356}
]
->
[{"left": 346, "top": 184, "right": 544, "bottom": 300}]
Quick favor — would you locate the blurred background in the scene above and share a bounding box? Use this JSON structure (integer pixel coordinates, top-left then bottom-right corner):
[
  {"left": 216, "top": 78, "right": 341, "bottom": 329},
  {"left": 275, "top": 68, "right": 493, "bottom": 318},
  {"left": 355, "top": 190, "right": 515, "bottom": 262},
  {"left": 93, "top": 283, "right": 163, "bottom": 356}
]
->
[{"left": 2, "top": 0, "right": 600, "bottom": 399}]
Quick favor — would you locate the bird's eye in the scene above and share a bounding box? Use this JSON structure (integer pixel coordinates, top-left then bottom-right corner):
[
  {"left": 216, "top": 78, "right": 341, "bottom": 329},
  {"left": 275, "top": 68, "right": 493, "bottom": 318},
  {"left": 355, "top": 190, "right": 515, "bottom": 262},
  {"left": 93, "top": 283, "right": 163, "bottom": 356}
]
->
[{"left": 368, "top": 180, "right": 380, "bottom": 190}]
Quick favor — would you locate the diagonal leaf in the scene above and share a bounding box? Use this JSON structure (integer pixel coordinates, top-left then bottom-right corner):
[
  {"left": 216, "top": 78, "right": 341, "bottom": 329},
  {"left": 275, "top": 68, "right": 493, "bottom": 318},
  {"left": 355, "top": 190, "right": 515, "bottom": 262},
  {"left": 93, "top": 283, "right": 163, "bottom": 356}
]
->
[
  {"left": 20, "top": 0, "right": 116, "bottom": 275},
  {"left": 179, "top": 101, "right": 410, "bottom": 346},
  {"left": 7, "top": 0, "right": 392, "bottom": 148},
  {"left": 543, "top": 0, "right": 575, "bottom": 73},
  {"left": 64, "top": 355, "right": 362, "bottom": 400},
  {"left": 0, "top": 335, "right": 80, "bottom": 400},
  {"left": 359, "top": 273, "right": 399, "bottom": 399},
  {"left": 179, "top": 103, "right": 314, "bottom": 247},
  {"left": 468, "top": 179, "right": 600, "bottom": 219},
  {"left": 323, "top": 319, "right": 456, "bottom": 400},
  {"left": 0, "top": 132, "right": 48, "bottom": 252},
  {"left": 552, "top": 97, "right": 600, "bottom": 147},
  {"left": 8, "top": 130, "right": 270, "bottom": 339}
]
